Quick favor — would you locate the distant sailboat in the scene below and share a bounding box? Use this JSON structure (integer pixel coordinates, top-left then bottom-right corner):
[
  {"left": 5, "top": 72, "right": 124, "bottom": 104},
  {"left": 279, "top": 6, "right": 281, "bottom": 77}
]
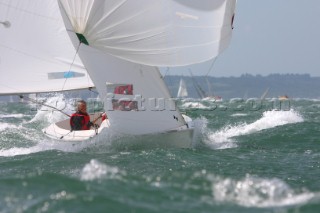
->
[
  {"left": 177, "top": 79, "right": 188, "bottom": 98},
  {"left": 279, "top": 95, "right": 289, "bottom": 100},
  {"left": 203, "top": 78, "right": 223, "bottom": 102},
  {"left": 189, "top": 71, "right": 207, "bottom": 99},
  {"left": 190, "top": 71, "right": 222, "bottom": 102}
]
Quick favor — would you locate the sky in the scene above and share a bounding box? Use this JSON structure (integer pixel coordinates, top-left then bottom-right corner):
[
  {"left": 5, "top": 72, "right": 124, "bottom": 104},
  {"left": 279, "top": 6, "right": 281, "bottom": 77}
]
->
[{"left": 167, "top": 0, "right": 320, "bottom": 77}]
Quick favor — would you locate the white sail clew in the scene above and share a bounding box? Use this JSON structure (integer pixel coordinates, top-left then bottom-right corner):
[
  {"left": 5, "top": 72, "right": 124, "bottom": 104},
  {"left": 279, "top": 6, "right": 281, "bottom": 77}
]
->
[
  {"left": 58, "top": 0, "right": 236, "bottom": 135},
  {"left": 177, "top": 79, "right": 188, "bottom": 98},
  {"left": 0, "top": 0, "right": 94, "bottom": 95}
]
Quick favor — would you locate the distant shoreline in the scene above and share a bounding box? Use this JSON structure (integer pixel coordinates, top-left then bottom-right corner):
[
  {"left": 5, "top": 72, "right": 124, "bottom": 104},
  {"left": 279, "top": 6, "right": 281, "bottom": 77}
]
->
[
  {"left": 1, "top": 74, "right": 319, "bottom": 101},
  {"left": 165, "top": 73, "right": 320, "bottom": 99}
]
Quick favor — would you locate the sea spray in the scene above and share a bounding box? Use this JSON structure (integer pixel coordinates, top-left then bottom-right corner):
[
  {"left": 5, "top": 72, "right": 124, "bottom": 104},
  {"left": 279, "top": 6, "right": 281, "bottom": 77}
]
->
[
  {"left": 29, "top": 94, "right": 72, "bottom": 124},
  {"left": 211, "top": 174, "right": 314, "bottom": 208},
  {"left": 205, "top": 109, "right": 304, "bottom": 149},
  {"left": 80, "top": 159, "right": 125, "bottom": 181}
]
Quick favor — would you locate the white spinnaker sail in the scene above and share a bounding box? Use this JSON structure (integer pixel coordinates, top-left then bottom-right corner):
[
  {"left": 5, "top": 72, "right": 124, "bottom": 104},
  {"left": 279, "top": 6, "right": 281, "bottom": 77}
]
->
[
  {"left": 58, "top": 0, "right": 236, "bottom": 67},
  {"left": 177, "top": 79, "right": 188, "bottom": 98},
  {"left": 58, "top": 0, "right": 236, "bottom": 135},
  {"left": 0, "top": 0, "right": 94, "bottom": 95}
]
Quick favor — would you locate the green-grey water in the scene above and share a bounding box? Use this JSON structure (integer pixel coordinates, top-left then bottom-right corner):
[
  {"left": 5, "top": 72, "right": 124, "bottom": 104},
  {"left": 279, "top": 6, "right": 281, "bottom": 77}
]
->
[{"left": 1, "top": 97, "right": 320, "bottom": 212}]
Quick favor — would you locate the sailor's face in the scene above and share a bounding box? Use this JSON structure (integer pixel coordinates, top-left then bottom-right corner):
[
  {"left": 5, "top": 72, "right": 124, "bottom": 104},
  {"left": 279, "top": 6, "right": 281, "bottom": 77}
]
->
[{"left": 79, "top": 103, "right": 87, "bottom": 113}]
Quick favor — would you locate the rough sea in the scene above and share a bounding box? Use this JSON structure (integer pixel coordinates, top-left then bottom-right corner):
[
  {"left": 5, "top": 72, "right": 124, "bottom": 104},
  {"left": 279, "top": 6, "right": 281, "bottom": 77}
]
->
[{"left": 1, "top": 96, "right": 320, "bottom": 213}]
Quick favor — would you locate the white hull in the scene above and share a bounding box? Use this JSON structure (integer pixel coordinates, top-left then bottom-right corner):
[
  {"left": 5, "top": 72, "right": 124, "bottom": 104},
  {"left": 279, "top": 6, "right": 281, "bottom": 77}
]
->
[
  {"left": 43, "top": 114, "right": 110, "bottom": 142},
  {"left": 109, "top": 128, "right": 194, "bottom": 149},
  {"left": 42, "top": 114, "right": 194, "bottom": 148}
]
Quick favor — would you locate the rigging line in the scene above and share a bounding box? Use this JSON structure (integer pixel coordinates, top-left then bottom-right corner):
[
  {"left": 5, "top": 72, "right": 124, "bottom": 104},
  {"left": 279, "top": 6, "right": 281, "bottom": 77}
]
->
[
  {"left": 205, "top": 57, "right": 218, "bottom": 77},
  {"left": 204, "top": 58, "right": 218, "bottom": 97},
  {"left": 19, "top": 95, "right": 71, "bottom": 117},
  {"left": 88, "top": 87, "right": 99, "bottom": 95},
  {"left": 60, "top": 42, "right": 82, "bottom": 91},
  {"left": 60, "top": 130, "right": 73, "bottom": 139},
  {"left": 162, "top": 67, "right": 170, "bottom": 78},
  {"left": 161, "top": 67, "right": 176, "bottom": 98}
]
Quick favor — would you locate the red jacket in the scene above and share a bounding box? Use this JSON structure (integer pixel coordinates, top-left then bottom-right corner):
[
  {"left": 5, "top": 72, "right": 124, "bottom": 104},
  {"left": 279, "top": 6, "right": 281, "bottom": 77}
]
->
[{"left": 70, "top": 112, "right": 91, "bottom": 130}]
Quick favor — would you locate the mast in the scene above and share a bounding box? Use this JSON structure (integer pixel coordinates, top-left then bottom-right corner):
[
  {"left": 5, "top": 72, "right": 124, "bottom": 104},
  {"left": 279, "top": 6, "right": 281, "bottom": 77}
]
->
[{"left": 190, "top": 71, "right": 207, "bottom": 99}]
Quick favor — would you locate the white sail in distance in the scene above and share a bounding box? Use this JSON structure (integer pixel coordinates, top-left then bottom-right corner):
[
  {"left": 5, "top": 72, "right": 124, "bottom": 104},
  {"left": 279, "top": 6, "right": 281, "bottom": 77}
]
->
[
  {"left": 0, "top": 0, "right": 94, "bottom": 95},
  {"left": 58, "top": 0, "right": 236, "bottom": 135},
  {"left": 177, "top": 79, "right": 188, "bottom": 98}
]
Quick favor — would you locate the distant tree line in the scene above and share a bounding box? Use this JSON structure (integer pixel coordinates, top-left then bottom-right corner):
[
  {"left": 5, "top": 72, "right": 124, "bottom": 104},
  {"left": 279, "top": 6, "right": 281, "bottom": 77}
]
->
[
  {"left": 1, "top": 74, "right": 319, "bottom": 102},
  {"left": 164, "top": 73, "right": 320, "bottom": 99}
]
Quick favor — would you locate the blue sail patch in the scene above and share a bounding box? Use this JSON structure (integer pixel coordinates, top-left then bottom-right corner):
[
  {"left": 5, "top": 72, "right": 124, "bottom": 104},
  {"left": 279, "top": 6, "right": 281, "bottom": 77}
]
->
[{"left": 48, "top": 71, "right": 85, "bottom": 79}]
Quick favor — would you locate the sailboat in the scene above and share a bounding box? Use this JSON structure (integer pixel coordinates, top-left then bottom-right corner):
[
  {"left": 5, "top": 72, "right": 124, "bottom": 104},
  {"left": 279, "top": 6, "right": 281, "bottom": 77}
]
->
[
  {"left": 58, "top": 0, "right": 236, "bottom": 143},
  {"left": 278, "top": 95, "right": 289, "bottom": 101},
  {"left": 203, "top": 78, "right": 223, "bottom": 102},
  {"left": 177, "top": 79, "right": 188, "bottom": 99},
  {"left": 189, "top": 71, "right": 207, "bottom": 99},
  {"left": 1, "top": 0, "right": 236, "bottom": 147},
  {"left": 190, "top": 71, "right": 222, "bottom": 102}
]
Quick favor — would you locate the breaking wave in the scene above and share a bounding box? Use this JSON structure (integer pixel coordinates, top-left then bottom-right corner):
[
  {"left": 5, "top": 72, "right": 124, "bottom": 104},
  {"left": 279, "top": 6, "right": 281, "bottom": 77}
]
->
[
  {"left": 205, "top": 109, "right": 304, "bottom": 149},
  {"left": 212, "top": 174, "right": 316, "bottom": 208}
]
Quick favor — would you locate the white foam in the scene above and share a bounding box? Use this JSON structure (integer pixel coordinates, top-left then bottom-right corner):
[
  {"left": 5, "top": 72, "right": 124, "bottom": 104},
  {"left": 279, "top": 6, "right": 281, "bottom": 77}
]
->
[
  {"left": 294, "top": 98, "right": 320, "bottom": 102},
  {"left": 0, "top": 127, "right": 119, "bottom": 157},
  {"left": 80, "top": 159, "right": 125, "bottom": 181},
  {"left": 0, "top": 138, "right": 93, "bottom": 157},
  {"left": 0, "top": 140, "right": 90, "bottom": 157},
  {"left": 212, "top": 175, "right": 314, "bottom": 208},
  {"left": 0, "top": 146, "right": 50, "bottom": 157},
  {"left": 0, "top": 114, "right": 25, "bottom": 118},
  {"left": 181, "top": 101, "right": 208, "bottom": 109},
  {"left": 0, "top": 122, "right": 18, "bottom": 131},
  {"left": 206, "top": 109, "right": 303, "bottom": 149},
  {"left": 29, "top": 94, "right": 73, "bottom": 123},
  {"left": 230, "top": 113, "right": 248, "bottom": 117}
]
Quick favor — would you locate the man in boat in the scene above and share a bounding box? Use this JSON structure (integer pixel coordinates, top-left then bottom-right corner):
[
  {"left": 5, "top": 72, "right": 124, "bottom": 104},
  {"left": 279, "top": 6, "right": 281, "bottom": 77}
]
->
[{"left": 70, "top": 100, "right": 105, "bottom": 131}]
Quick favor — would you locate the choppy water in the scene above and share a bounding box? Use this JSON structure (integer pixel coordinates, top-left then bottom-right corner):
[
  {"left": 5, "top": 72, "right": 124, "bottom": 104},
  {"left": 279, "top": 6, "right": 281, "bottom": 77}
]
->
[{"left": 1, "top": 96, "right": 320, "bottom": 212}]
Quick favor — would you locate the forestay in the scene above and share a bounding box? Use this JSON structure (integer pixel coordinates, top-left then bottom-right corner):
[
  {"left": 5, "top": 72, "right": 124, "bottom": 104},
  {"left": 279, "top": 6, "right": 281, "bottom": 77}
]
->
[{"left": 0, "top": 0, "right": 94, "bottom": 95}]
